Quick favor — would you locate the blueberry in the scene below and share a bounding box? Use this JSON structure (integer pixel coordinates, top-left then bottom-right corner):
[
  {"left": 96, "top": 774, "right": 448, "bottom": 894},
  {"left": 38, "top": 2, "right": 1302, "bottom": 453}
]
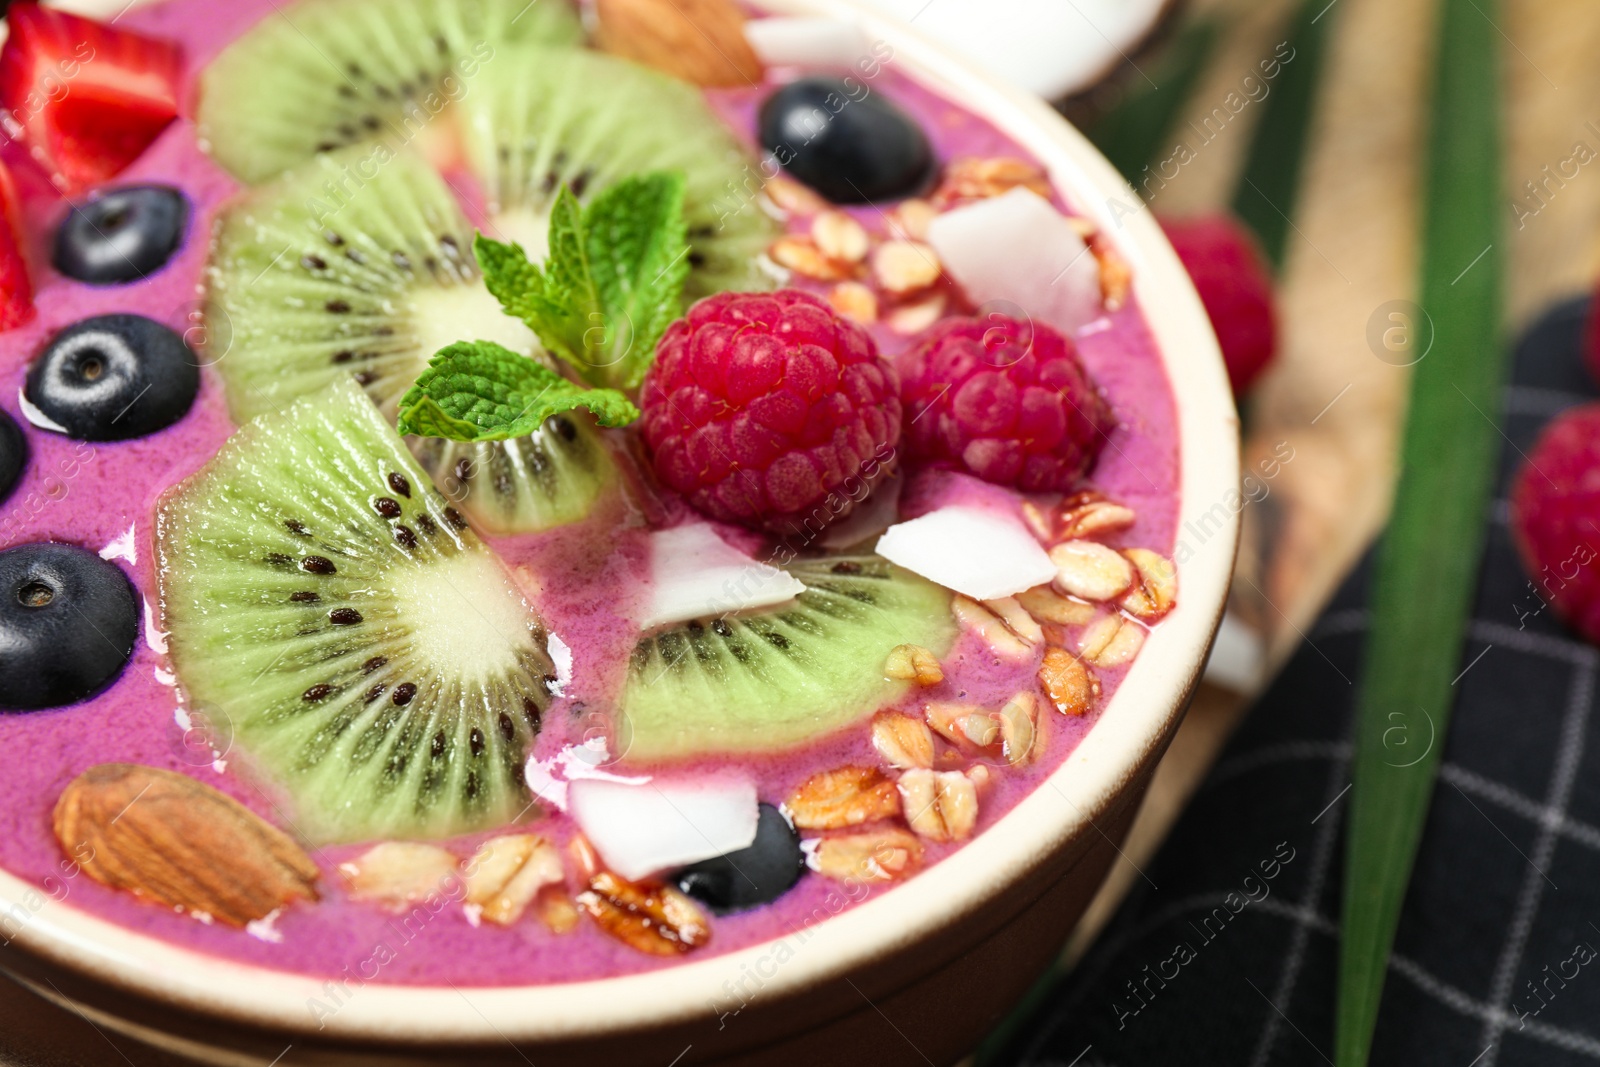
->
[
  {"left": 759, "top": 77, "right": 935, "bottom": 204},
  {"left": 0, "top": 408, "right": 24, "bottom": 505},
  {"left": 0, "top": 543, "right": 138, "bottom": 710},
  {"left": 53, "top": 185, "right": 189, "bottom": 285},
  {"left": 674, "top": 803, "right": 804, "bottom": 914},
  {"left": 25, "top": 315, "right": 199, "bottom": 441}
]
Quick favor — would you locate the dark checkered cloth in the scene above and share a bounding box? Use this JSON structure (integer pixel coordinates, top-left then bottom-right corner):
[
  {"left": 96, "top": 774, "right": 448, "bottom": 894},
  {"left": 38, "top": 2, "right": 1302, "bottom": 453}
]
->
[{"left": 984, "top": 295, "right": 1600, "bottom": 1067}]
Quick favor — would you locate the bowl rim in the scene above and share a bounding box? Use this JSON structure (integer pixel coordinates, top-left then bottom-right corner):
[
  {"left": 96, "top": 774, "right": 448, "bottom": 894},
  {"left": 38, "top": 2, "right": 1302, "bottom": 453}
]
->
[{"left": 0, "top": 0, "right": 1240, "bottom": 1045}]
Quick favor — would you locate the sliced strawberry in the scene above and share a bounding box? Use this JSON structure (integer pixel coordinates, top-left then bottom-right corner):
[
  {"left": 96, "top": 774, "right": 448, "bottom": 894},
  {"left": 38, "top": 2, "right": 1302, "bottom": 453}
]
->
[
  {"left": 0, "top": 158, "right": 32, "bottom": 330},
  {"left": 0, "top": 3, "right": 182, "bottom": 194}
]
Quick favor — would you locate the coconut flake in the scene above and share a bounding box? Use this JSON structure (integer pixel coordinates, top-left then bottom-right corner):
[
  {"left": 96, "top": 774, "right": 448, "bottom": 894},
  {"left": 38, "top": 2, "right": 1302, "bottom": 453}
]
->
[
  {"left": 568, "top": 776, "right": 759, "bottom": 881},
  {"left": 99, "top": 523, "right": 137, "bottom": 565},
  {"left": 642, "top": 523, "right": 805, "bottom": 629},
  {"left": 819, "top": 472, "right": 903, "bottom": 550},
  {"left": 876, "top": 505, "right": 1056, "bottom": 600},
  {"left": 925, "top": 188, "right": 1104, "bottom": 336},
  {"left": 1204, "top": 610, "right": 1265, "bottom": 693},
  {"left": 545, "top": 631, "right": 572, "bottom": 696},
  {"left": 142, "top": 597, "right": 168, "bottom": 654},
  {"left": 246, "top": 911, "right": 284, "bottom": 943},
  {"left": 854, "top": 0, "right": 1170, "bottom": 99},
  {"left": 16, "top": 387, "right": 67, "bottom": 434},
  {"left": 745, "top": 17, "right": 871, "bottom": 68},
  {"left": 524, "top": 739, "right": 649, "bottom": 812}
]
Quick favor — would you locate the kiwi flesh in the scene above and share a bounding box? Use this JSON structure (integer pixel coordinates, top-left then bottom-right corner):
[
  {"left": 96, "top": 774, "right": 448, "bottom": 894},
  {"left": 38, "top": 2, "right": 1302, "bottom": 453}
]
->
[
  {"left": 206, "top": 146, "right": 494, "bottom": 423},
  {"left": 196, "top": 0, "right": 583, "bottom": 184},
  {"left": 409, "top": 414, "right": 610, "bottom": 535},
  {"left": 204, "top": 145, "right": 617, "bottom": 535},
  {"left": 156, "top": 379, "right": 554, "bottom": 844},
  {"left": 617, "top": 557, "right": 956, "bottom": 761},
  {"left": 457, "top": 46, "right": 780, "bottom": 298}
]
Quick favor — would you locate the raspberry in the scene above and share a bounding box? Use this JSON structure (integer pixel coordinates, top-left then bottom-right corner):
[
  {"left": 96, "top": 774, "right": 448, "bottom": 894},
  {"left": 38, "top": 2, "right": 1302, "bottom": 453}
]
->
[
  {"left": 1160, "top": 214, "right": 1278, "bottom": 396},
  {"left": 896, "top": 315, "right": 1113, "bottom": 493},
  {"left": 1511, "top": 403, "right": 1600, "bottom": 643},
  {"left": 640, "top": 289, "right": 902, "bottom": 535}
]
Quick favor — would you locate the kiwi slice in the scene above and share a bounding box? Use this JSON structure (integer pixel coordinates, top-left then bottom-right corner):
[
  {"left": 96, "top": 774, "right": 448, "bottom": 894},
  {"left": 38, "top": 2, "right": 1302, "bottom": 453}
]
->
[
  {"left": 456, "top": 45, "right": 779, "bottom": 297},
  {"left": 198, "top": 0, "right": 776, "bottom": 293},
  {"left": 196, "top": 0, "right": 583, "bottom": 184},
  {"left": 156, "top": 379, "right": 554, "bottom": 843},
  {"left": 618, "top": 557, "right": 956, "bottom": 761},
  {"left": 206, "top": 146, "right": 495, "bottom": 422},
  {"left": 408, "top": 415, "right": 610, "bottom": 535},
  {"left": 204, "top": 145, "right": 617, "bottom": 534}
]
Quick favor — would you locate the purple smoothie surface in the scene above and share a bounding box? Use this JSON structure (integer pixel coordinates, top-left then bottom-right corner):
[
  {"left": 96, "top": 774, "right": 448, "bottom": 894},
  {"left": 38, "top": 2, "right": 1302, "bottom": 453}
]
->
[{"left": 0, "top": 0, "right": 1179, "bottom": 987}]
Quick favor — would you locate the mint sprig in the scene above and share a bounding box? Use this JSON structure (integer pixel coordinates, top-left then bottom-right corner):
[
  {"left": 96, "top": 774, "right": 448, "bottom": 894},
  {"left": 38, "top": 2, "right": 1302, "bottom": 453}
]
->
[
  {"left": 477, "top": 171, "right": 690, "bottom": 391},
  {"left": 396, "top": 340, "right": 639, "bottom": 442}
]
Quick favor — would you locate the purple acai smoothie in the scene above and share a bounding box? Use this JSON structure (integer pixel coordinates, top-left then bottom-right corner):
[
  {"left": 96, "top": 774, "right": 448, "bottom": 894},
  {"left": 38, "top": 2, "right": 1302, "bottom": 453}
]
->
[{"left": 0, "top": 0, "right": 1179, "bottom": 989}]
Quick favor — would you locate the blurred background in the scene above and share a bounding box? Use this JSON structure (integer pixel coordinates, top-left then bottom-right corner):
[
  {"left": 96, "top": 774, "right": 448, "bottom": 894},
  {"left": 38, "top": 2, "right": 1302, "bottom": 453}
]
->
[{"left": 934, "top": 0, "right": 1600, "bottom": 1063}]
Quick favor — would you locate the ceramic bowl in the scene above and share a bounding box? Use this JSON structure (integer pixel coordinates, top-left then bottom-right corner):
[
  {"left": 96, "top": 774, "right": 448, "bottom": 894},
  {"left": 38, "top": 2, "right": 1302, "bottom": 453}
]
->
[{"left": 0, "top": 1, "right": 1240, "bottom": 1063}]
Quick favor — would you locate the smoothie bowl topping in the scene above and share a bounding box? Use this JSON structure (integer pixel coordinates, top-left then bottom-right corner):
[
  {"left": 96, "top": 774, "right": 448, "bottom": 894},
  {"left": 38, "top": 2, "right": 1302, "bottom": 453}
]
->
[{"left": 0, "top": 0, "right": 1180, "bottom": 983}]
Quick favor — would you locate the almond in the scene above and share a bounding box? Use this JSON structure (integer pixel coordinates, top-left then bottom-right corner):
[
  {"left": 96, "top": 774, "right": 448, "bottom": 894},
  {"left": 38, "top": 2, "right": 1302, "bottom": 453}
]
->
[
  {"left": 786, "top": 765, "right": 901, "bottom": 829},
  {"left": 53, "top": 764, "right": 319, "bottom": 927},
  {"left": 595, "top": 0, "right": 763, "bottom": 88},
  {"left": 578, "top": 871, "right": 710, "bottom": 956},
  {"left": 812, "top": 829, "right": 922, "bottom": 883}
]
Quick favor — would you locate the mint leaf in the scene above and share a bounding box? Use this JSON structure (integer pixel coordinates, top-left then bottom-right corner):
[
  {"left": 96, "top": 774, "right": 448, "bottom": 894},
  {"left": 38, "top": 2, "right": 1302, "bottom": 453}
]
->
[
  {"left": 543, "top": 185, "right": 598, "bottom": 314},
  {"left": 583, "top": 171, "right": 690, "bottom": 388},
  {"left": 473, "top": 171, "right": 690, "bottom": 391},
  {"left": 475, "top": 234, "right": 549, "bottom": 323},
  {"left": 395, "top": 340, "right": 639, "bottom": 442}
]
